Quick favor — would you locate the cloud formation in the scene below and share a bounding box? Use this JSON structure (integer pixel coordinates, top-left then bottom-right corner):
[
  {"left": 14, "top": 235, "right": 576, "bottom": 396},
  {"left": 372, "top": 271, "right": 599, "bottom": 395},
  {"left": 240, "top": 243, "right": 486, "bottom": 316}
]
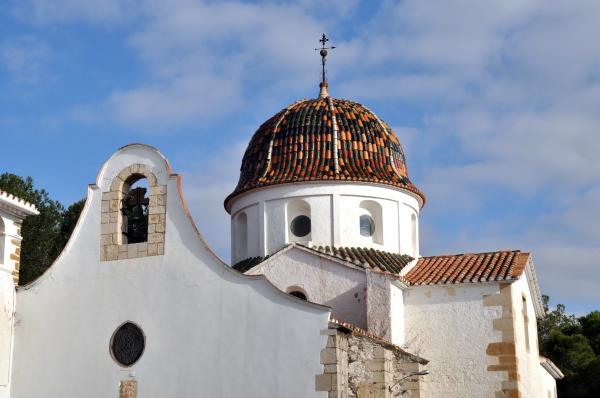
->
[{"left": 6, "top": 0, "right": 600, "bottom": 312}]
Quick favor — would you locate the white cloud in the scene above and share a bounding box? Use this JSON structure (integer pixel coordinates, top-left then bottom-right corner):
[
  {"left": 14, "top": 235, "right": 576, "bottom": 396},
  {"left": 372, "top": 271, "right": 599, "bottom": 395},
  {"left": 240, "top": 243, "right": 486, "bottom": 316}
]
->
[
  {"left": 10, "top": 0, "right": 140, "bottom": 25},
  {"left": 0, "top": 35, "right": 51, "bottom": 85}
]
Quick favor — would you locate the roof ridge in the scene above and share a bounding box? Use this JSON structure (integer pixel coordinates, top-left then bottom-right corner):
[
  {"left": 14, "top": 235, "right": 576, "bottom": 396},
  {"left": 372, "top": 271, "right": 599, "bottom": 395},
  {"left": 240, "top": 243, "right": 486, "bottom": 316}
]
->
[{"left": 418, "top": 249, "right": 522, "bottom": 259}]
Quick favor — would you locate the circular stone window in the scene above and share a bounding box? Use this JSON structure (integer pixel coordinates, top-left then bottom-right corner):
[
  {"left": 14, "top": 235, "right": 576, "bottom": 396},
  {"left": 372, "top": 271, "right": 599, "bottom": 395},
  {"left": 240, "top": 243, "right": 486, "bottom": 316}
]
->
[
  {"left": 110, "top": 322, "right": 145, "bottom": 367},
  {"left": 290, "top": 215, "right": 311, "bottom": 238},
  {"left": 360, "top": 215, "right": 375, "bottom": 237}
]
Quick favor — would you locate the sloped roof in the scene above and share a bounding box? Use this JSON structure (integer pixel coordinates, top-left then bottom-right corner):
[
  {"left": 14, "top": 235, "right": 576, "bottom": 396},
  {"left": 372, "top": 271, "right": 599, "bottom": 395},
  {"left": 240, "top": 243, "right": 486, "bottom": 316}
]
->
[
  {"left": 305, "top": 245, "right": 413, "bottom": 274},
  {"left": 224, "top": 97, "right": 425, "bottom": 209},
  {"left": 233, "top": 246, "right": 531, "bottom": 287},
  {"left": 232, "top": 244, "right": 414, "bottom": 275},
  {"left": 329, "top": 318, "right": 428, "bottom": 364},
  {"left": 540, "top": 356, "right": 564, "bottom": 380},
  {"left": 404, "top": 250, "right": 530, "bottom": 285}
]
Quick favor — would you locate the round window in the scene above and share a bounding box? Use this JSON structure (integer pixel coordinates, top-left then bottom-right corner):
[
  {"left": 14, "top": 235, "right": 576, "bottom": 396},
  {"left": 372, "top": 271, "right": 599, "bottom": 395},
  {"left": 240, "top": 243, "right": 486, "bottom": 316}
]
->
[
  {"left": 110, "top": 322, "right": 145, "bottom": 367},
  {"left": 360, "top": 215, "right": 375, "bottom": 237},
  {"left": 290, "top": 215, "right": 311, "bottom": 238}
]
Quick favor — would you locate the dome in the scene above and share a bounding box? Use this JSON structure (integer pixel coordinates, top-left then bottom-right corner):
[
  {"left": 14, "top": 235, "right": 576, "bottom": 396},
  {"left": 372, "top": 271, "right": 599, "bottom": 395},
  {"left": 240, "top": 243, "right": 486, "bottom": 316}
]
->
[{"left": 224, "top": 96, "right": 425, "bottom": 209}]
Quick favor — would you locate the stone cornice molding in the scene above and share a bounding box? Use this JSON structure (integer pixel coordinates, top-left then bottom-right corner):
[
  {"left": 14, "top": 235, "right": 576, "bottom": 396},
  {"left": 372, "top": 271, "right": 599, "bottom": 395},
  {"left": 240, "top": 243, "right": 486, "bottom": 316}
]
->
[{"left": 0, "top": 190, "right": 39, "bottom": 219}]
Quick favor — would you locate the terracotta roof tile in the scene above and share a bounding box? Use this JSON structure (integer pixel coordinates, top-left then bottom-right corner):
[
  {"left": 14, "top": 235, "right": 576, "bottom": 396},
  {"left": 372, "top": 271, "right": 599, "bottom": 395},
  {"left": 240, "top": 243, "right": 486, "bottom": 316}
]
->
[
  {"left": 225, "top": 97, "right": 425, "bottom": 209},
  {"left": 404, "top": 250, "right": 530, "bottom": 285},
  {"left": 232, "top": 244, "right": 414, "bottom": 275}
]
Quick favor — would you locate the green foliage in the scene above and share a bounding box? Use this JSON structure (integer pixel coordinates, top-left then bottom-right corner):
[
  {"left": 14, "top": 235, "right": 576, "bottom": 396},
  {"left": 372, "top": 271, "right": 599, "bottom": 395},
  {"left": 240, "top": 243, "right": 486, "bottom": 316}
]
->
[
  {"left": 0, "top": 173, "right": 84, "bottom": 285},
  {"left": 580, "top": 311, "right": 600, "bottom": 355},
  {"left": 539, "top": 296, "right": 600, "bottom": 398}
]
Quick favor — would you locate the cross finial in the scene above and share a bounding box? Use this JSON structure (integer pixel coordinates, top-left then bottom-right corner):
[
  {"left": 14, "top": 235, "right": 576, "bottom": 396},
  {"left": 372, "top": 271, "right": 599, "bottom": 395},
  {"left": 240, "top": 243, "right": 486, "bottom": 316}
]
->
[{"left": 315, "top": 33, "right": 335, "bottom": 98}]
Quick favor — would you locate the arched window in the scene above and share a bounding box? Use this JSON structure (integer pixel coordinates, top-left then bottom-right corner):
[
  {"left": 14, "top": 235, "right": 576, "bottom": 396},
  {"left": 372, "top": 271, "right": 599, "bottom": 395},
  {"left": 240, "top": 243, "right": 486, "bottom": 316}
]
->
[
  {"left": 359, "top": 200, "right": 383, "bottom": 244},
  {"left": 0, "top": 217, "right": 5, "bottom": 265},
  {"left": 287, "top": 200, "right": 311, "bottom": 242},
  {"left": 234, "top": 211, "right": 248, "bottom": 260},
  {"left": 287, "top": 286, "right": 308, "bottom": 301},
  {"left": 411, "top": 213, "right": 418, "bottom": 256},
  {"left": 121, "top": 177, "right": 149, "bottom": 244}
]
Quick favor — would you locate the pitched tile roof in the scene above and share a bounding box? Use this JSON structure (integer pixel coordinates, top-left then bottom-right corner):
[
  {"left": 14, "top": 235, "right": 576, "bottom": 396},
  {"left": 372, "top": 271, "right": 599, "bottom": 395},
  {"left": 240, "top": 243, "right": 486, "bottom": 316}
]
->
[
  {"left": 232, "top": 244, "right": 414, "bottom": 275},
  {"left": 305, "top": 245, "right": 414, "bottom": 274},
  {"left": 224, "top": 97, "right": 425, "bottom": 209},
  {"left": 404, "top": 250, "right": 530, "bottom": 285}
]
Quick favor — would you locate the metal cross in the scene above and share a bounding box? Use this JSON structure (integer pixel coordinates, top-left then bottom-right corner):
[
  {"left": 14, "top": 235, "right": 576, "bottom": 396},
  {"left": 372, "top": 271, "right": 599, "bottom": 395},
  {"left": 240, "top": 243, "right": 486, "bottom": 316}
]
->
[{"left": 315, "top": 33, "right": 335, "bottom": 84}]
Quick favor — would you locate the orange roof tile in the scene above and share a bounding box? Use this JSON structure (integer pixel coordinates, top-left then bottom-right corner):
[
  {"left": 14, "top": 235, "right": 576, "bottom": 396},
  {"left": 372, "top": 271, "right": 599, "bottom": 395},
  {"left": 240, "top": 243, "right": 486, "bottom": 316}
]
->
[
  {"left": 404, "top": 250, "right": 530, "bottom": 285},
  {"left": 224, "top": 97, "right": 425, "bottom": 209}
]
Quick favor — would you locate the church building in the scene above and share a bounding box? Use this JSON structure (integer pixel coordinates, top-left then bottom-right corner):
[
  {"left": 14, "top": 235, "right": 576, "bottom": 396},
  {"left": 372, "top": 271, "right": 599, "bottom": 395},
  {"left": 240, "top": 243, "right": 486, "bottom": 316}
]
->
[{"left": 0, "top": 37, "right": 562, "bottom": 398}]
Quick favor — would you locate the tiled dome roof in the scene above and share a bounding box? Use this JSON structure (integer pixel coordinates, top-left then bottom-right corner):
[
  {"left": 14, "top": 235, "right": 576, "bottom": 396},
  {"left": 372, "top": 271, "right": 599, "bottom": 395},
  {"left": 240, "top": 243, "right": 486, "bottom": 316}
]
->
[{"left": 225, "top": 96, "right": 425, "bottom": 208}]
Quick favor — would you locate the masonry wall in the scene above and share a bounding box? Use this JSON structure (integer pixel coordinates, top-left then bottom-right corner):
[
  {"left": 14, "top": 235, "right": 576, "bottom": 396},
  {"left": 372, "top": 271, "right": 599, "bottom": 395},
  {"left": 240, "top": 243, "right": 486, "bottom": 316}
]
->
[
  {"left": 403, "top": 283, "right": 510, "bottom": 397},
  {"left": 316, "top": 329, "right": 427, "bottom": 398},
  {"left": 9, "top": 145, "right": 330, "bottom": 398}
]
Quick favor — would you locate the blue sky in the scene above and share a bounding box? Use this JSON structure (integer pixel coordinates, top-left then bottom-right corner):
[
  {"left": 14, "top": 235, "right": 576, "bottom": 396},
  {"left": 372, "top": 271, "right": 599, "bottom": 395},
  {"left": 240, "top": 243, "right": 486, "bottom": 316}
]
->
[{"left": 2, "top": 0, "right": 599, "bottom": 314}]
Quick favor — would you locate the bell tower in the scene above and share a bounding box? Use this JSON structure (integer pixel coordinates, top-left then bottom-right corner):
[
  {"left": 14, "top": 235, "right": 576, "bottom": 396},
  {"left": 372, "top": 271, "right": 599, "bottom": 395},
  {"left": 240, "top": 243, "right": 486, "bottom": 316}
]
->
[{"left": 0, "top": 191, "right": 38, "bottom": 398}]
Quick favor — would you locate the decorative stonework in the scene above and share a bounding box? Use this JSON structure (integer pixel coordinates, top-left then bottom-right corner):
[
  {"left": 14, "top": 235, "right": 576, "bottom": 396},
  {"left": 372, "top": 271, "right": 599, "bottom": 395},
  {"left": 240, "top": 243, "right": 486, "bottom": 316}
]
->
[
  {"left": 484, "top": 283, "right": 520, "bottom": 398},
  {"left": 119, "top": 380, "right": 137, "bottom": 398},
  {"left": 10, "top": 223, "right": 21, "bottom": 285},
  {"left": 100, "top": 164, "right": 166, "bottom": 261}
]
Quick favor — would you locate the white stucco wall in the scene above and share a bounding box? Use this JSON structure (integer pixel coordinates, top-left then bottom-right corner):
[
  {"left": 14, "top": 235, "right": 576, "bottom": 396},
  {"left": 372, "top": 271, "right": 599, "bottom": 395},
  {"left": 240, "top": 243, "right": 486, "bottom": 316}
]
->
[
  {"left": 0, "top": 214, "right": 16, "bottom": 398},
  {"left": 390, "top": 282, "right": 404, "bottom": 346},
  {"left": 9, "top": 145, "right": 329, "bottom": 398},
  {"left": 228, "top": 183, "right": 421, "bottom": 264},
  {"left": 0, "top": 201, "right": 37, "bottom": 398},
  {"left": 404, "top": 283, "right": 508, "bottom": 397},
  {"left": 247, "top": 247, "right": 367, "bottom": 328},
  {"left": 540, "top": 365, "right": 559, "bottom": 398},
  {"left": 511, "top": 275, "right": 546, "bottom": 397}
]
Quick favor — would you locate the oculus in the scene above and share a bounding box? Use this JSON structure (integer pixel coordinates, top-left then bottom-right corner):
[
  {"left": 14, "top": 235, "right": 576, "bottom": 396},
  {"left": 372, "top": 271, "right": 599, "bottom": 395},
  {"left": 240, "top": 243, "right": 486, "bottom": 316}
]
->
[
  {"left": 290, "top": 215, "right": 311, "bottom": 238},
  {"left": 111, "top": 322, "right": 145, "bottom": 367}
]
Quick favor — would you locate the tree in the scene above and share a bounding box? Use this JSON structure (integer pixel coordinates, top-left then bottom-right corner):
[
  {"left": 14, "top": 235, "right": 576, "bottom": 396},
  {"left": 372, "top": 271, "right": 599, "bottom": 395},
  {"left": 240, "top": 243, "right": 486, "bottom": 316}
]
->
[
  {"left": 0, "top": 173, "right": 83, "bottom": 285},
  {"left": 538, "top": 296, "right": 600, "bottom": 398},
  {"left": 580, "top": 311, "right": 600, "bottom": 355}
]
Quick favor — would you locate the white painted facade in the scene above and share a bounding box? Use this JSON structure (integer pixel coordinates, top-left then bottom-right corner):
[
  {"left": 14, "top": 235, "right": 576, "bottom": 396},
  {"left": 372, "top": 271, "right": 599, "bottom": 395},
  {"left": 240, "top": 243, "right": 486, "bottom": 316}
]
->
[
  {"left": 4, "top": 145, "right": 330, "bottom": 398},
  {"left": 403, "top": 282, "right": 509, "bottom": 397},
  {"left": 0, "top": 192, "right": 38, "bottom": 398},
  {"left": 246, "top": 246, "right": 367, "bottom": 328},
  {"left": 511, "top": 274, "right": 547, "bottom": 397},
  {"left": 227, "top": 183, "right": 422, "bottom": 265}
]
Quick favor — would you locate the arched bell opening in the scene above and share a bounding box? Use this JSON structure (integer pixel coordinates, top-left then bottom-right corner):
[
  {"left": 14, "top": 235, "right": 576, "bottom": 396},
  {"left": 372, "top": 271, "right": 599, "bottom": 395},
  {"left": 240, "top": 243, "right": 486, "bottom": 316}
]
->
[{"left": 121, "top": 175, "right": 150, "bottom": 244}]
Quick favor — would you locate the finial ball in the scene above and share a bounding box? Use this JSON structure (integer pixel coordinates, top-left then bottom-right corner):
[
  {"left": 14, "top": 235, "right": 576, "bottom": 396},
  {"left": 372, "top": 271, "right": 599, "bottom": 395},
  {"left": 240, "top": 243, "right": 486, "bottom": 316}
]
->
[{"left": 320, "top": 49, "right": 328, "bottom": 57}]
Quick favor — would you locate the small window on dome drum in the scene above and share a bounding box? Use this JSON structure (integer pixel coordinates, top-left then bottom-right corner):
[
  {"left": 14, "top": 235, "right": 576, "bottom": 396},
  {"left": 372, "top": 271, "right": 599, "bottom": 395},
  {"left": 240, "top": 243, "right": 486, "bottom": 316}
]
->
[
  {"left": 289, "top": 290, "right": 307, "bottom": 300},
  {"left": 290, "top": 215, "right": 311, "bottom": 238},
  {"left": 360, "top": 215, "right": 375, "bottom": 237}
]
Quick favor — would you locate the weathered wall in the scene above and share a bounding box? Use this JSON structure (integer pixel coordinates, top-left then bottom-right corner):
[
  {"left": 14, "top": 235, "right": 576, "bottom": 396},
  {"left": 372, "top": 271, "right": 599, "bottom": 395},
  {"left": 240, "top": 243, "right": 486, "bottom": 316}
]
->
[
  {"left": 404, "top": 283, "right": 509, "bottom": 397},
  {"left": 249, "top": 247, "right": 367, "bottom": 328},
  {"left": 10, "top": 145, "right": 330, "bottom": 398},
  {"left": 316, "top": 328, "right": 427, "bottom": 398},
  {"left": 229, "top": 183, "right": 421, "bottom": 262}
]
